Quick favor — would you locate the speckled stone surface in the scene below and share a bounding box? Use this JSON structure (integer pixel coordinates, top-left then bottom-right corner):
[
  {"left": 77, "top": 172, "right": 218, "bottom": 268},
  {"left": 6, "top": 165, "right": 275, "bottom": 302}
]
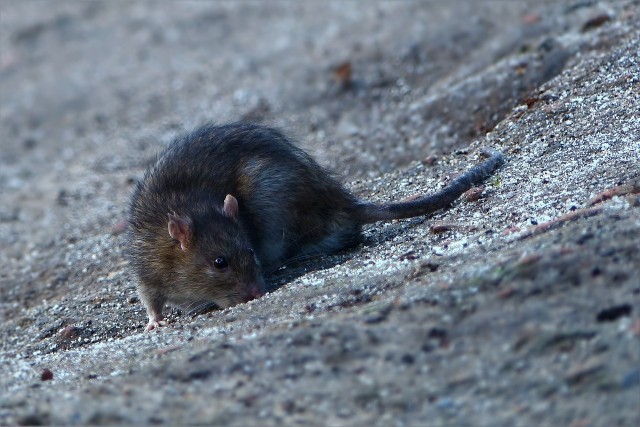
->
[{"left": 1, "top": 1, "right": 638, "bottom": 425}]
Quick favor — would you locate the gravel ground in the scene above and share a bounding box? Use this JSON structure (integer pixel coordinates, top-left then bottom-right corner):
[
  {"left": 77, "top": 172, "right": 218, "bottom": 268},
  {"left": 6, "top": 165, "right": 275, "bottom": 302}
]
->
[{"left": 1, "top": 1, "right": 639, "bottom": 426}]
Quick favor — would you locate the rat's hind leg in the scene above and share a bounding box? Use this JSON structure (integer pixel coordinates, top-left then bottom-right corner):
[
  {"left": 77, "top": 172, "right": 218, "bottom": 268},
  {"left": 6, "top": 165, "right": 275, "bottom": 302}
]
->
[{"left": 297, "top": 220, "right": 362, "bottom": 258}]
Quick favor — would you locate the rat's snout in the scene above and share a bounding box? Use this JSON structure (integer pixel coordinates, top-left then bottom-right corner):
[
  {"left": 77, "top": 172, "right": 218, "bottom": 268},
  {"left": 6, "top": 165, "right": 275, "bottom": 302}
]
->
[{"left": 241, "top": 279, "right": 267, "bottom": 303}]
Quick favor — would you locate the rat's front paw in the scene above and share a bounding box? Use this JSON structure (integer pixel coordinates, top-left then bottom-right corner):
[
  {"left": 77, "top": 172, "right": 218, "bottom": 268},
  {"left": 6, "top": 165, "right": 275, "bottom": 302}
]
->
[{"left": 145, "top": 319, "right": 166, "bottom": 331}]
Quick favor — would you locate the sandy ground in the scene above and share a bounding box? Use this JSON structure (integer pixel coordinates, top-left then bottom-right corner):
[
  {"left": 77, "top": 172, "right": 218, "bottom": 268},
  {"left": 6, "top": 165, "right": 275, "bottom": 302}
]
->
[{"left": 1, "top": 1, "right": 639, "bottom": 426}]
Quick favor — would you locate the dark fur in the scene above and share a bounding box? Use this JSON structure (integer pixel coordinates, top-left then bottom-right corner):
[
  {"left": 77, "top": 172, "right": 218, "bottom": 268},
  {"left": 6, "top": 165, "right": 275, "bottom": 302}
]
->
[{"left": 129, "top": 123, "right": 504, "bottom": 328}]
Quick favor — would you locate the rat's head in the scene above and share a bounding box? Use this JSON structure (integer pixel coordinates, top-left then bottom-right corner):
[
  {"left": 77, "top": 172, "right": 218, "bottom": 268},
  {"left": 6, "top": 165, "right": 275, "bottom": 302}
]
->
[{"left": 167, "top": 194, "right": 266, "bottom": 308}]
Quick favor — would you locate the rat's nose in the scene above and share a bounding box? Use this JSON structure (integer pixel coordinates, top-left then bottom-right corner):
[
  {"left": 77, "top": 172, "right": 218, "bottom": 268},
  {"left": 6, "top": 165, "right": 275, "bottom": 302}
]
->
[
  {"left": 241, "top": 289, "right": 263, "bottom": 303},
  {"left": 242, "top": 279, "right": 267, "bottom": 303}
]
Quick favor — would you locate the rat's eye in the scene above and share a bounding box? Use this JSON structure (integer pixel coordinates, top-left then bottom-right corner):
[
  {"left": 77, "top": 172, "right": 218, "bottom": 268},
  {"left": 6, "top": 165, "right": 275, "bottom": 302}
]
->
[{"left": 213, "top": 256, "right": 228, "bottom": 269}]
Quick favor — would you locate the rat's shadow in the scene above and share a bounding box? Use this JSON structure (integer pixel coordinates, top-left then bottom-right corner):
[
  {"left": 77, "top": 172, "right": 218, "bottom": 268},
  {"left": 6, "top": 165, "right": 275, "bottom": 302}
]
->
[
  {"left": 266, "top": 249, "right": 355, "bottom": 291},
  {"left": 266, "top": 216, "right": 429, "bottom": 291}
]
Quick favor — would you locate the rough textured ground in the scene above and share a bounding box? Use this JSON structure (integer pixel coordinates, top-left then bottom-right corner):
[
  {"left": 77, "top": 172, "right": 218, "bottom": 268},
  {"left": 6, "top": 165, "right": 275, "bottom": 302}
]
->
[{"left": 1, "top": 1, "right": 639, "bottom": 426}]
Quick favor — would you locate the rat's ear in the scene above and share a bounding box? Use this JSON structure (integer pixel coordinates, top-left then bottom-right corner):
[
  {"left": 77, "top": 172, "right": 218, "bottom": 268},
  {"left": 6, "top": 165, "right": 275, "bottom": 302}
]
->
[
  {"left": 167, "top": 213, "right": 192, "bottom": 251},
  {"left": 223, "top": 194, "right": 239, "bottom": 219}
]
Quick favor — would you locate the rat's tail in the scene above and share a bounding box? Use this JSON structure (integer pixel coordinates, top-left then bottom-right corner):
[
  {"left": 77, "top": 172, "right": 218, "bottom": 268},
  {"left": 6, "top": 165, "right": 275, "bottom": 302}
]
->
[{"left": 356, "top": 148, "right": 504, "bottom": 224}]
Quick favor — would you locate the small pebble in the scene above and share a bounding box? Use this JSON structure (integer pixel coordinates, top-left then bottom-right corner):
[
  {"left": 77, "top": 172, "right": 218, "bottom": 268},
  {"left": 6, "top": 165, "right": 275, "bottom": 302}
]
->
[{"left": 40, "top": 369, "right": 53, "bottom": 381}]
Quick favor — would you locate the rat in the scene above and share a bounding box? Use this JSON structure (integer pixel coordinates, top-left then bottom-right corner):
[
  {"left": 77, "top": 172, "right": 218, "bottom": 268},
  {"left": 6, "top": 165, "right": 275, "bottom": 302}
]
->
[{"left": 128, "top": 122, "right": 504, "bottom": 330}]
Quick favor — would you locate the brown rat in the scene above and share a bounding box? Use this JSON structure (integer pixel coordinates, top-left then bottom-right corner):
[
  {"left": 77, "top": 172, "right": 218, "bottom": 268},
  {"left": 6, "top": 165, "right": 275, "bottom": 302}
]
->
[{"left": 128, "top": 123, "right": 504, "bottom": 330}]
